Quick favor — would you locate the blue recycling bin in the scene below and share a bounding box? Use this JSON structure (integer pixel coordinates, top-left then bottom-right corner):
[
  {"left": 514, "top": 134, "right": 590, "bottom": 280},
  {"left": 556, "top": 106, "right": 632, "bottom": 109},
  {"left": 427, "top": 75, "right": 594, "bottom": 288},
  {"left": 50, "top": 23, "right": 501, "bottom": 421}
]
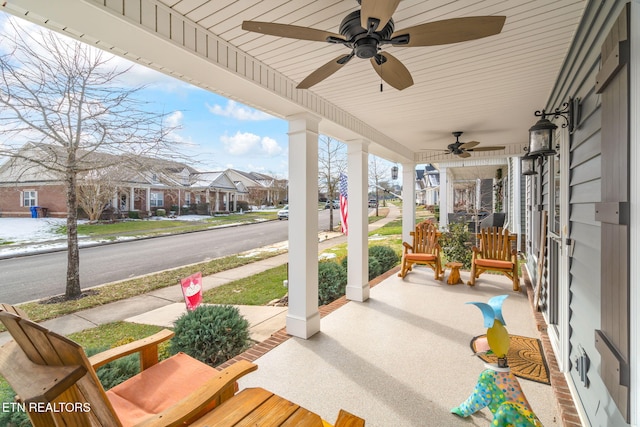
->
[{"left": 30, "top": 206, "right": 39, "bottom": 218}]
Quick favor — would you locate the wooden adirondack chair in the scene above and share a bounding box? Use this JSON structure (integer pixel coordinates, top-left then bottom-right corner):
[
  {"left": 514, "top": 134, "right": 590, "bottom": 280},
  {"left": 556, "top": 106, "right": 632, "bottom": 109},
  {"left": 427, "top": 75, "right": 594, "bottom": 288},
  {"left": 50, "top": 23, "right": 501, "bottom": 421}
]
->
[
  {"left": 0, "top": 307, "right": 257, "bottom": 427},
  {"left": 398, "top": 220, "right": 443, "bottom": 280},
  {"left": 468, "top": 227, "right": 520, "bottom": 291}
]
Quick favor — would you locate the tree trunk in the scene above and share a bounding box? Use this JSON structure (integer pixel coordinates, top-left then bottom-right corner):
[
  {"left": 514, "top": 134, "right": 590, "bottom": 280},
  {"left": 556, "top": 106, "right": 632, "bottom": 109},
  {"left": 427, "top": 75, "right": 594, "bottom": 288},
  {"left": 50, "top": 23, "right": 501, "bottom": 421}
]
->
[{"left": 65, "top": 170, "right": 81, "bottom": 299}]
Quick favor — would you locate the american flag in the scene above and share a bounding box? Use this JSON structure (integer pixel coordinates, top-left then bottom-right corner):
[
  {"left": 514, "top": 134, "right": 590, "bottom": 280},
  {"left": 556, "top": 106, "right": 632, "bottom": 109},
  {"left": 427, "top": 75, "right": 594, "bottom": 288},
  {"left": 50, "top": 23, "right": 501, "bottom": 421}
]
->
[{"left": 339, "top": 173, "right": 348, "bottom": 235}]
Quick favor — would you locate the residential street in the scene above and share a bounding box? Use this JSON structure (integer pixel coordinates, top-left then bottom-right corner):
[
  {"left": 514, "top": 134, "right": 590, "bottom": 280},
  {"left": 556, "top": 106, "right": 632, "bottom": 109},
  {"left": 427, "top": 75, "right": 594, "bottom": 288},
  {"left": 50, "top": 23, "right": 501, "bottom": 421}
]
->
[{"left": 0, "top": 210, "right": 336, "bottom": 304}]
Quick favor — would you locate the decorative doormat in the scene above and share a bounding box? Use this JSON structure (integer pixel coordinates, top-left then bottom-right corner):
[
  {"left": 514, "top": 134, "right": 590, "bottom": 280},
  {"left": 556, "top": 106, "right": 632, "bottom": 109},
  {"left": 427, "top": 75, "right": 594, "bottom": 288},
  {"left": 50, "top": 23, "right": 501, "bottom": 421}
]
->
[{"left": 470, "top": 334, "right": 550, "bottom": 385}]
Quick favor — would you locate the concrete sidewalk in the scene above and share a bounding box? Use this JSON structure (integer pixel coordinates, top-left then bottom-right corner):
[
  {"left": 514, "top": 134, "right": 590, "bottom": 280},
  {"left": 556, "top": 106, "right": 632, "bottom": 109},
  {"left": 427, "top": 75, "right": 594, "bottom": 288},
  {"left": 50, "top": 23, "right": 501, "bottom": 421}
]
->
[{"left": 0, "top": 204, "right": 401, "bottom": 345}]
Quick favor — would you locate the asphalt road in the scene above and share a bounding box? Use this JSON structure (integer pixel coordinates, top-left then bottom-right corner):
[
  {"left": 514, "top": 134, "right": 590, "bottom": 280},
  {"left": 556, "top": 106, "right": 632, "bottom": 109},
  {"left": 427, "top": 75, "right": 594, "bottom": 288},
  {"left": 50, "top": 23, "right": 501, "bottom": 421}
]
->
[{"left": 0, "top": 210, "right": 336, "bottom": 305}]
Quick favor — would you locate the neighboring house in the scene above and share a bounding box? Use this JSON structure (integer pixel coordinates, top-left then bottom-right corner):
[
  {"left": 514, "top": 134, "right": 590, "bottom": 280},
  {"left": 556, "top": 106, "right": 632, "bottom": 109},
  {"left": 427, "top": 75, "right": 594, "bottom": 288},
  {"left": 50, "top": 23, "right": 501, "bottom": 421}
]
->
[
  {"left": 225, "top": 168, "right": 288, "bottom": 206},
  {"left": 414, "top": 164, "right": 439, "bottom": 206},
  {"left": 0, "top": 144, "right": 282, "bottom": 218}
]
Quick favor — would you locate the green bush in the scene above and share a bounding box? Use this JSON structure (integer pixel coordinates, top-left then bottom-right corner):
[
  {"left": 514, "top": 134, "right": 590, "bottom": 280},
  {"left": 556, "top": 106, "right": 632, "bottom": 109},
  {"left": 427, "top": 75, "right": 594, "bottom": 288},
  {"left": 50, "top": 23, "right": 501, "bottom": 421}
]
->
[
  {"left": 85, "top": 346, "right": 141, "bottom": 390},
  {"left": 340, "top": 254, "right": 385, "bottom": 281},
  {"left": 318, "top": 261, "right": 347, "bottom": 305},
  {"left": 441, "top": 222, "right": 473, "bottom": 269},
  {"left": 127, "top": 211, "right": 139, "bottom": 219},
  {"left": 368, "top": 245, "right": 400, "bottom": 272},
  {"left": 170, "top": 305, "right": 251, "bottom": 367},
  {"left": 156, "top": 208, "right": 166, "bottom": 217},
  {"left": 0, "top": 382, "right": 30, "bottom": 426},
  {"left": 368, "top": 257, "right": 382, "bottom": 280},
  {"left": 237, "top": 200, "right": 249, "bottom": 212}
]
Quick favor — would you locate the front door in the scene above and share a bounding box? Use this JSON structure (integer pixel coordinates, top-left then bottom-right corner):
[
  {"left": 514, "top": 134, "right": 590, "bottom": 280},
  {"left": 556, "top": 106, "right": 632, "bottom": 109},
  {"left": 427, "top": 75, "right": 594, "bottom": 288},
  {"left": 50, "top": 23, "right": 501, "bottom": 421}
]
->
[{"left": 546, "top": 129, "right": 571, "bottom": 371}]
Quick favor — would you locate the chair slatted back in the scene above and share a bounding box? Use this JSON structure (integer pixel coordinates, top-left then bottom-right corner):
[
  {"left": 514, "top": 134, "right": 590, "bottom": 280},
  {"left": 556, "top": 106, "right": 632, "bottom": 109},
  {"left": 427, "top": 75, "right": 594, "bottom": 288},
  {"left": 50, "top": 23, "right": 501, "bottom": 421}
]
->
[
  {"left": 412, "top": 221, "right": 439, "bottom": 255},
  {"left": 478, "top": 227, "right": 514, "bottom": 261},
  {"left": 0, "top": 311, "right": 121, "bottom": 426}
]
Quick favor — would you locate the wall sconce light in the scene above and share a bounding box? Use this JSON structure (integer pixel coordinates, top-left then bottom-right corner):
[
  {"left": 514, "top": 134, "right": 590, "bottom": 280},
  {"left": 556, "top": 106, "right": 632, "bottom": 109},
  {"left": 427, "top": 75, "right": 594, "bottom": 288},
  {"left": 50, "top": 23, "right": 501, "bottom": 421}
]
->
[
  {"left": 391, "top": 165, "right": 398, "bottom": 180},
  {"left": 521, "top": 151, "right": 539, "bottom": 176},
  {"left": 528, "top": 97, "right": 578, "bottom": 156}
]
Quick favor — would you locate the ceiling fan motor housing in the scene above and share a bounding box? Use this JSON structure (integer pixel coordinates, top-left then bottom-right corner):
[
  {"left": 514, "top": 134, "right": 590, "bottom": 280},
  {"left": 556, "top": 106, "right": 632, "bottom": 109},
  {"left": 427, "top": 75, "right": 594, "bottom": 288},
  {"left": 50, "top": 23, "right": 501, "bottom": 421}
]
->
[{"left": 339, "top": 10, "right": 394, "bottom": 59}]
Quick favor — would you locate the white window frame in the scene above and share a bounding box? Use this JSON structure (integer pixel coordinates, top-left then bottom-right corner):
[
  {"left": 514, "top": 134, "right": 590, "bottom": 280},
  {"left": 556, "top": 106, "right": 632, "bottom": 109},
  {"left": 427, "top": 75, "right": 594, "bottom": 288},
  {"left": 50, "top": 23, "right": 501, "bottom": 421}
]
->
[
  {"left": 150, "top": 192, "right": 164, "bottom": 207},
  {"left": 22, "top": 190, "right": 37, "bottom": 207}
]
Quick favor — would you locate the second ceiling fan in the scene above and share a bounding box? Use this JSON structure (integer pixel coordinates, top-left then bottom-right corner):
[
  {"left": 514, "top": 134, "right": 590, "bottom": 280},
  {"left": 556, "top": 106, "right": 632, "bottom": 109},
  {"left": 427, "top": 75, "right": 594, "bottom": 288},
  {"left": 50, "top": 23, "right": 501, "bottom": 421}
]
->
[
  {"left": 242, "top": 0, "right": 506, "bottom": 91},
  {"left": 424, "top": 132, "right": 506, "bottom": 158}
]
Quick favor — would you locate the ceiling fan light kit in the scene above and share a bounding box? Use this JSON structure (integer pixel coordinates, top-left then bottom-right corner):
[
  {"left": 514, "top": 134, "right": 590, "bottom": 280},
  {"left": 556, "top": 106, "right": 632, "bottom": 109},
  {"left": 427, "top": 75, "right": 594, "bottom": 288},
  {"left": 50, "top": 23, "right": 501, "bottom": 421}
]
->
[{"left": 241, "top": 0, "right": 506, "bottom": 91}]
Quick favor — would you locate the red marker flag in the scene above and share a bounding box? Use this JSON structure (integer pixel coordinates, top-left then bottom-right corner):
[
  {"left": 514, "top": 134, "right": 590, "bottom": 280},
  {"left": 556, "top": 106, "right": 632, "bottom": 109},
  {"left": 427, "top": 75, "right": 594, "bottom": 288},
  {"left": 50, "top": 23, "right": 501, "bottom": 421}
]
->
[{"left": 181, "top": 272, "right": 203, "bottom": 311}]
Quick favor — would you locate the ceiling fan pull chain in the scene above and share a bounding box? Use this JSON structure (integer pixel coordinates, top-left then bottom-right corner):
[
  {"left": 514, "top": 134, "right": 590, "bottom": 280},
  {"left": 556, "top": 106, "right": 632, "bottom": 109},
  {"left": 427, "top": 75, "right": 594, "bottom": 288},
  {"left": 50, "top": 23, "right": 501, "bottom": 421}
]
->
[{"left": 379, "top": 63, "right": 383, "bottom": 92}]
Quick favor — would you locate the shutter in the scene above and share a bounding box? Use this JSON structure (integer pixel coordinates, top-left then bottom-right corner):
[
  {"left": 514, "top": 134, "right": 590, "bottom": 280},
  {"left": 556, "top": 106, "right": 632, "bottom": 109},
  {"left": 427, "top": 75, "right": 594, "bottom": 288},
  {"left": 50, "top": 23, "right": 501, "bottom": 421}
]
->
[{"left": 593, "top": 4, "right": 630, "bottom": 421}]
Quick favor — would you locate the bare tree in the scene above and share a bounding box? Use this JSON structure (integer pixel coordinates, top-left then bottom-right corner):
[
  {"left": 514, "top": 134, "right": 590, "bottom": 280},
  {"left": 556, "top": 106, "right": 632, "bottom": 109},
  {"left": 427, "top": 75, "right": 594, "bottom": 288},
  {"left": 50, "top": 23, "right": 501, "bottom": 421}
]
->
[
  {"left": 318, "top": 136, "right": 346, "bottom": 231},
  {"left": 0, "top": 19, "right": 182, "bottom": 300},
  {"left": 368, "top": 155, "right": 391, "bottom": 216},
  {"left": 77, "top": 167, "right": 122, "bottom": 222}
]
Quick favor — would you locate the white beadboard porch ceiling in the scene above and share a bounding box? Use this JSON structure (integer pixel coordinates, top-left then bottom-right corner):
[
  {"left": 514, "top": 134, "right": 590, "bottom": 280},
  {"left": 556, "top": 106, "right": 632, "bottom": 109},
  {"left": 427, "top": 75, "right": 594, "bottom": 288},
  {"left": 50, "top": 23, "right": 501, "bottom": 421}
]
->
[
  {"left": 165, "top": 0, "right": 586, "bottom": 163},
  {"left": 2, "top": 0, "right": 586, "bottom": 165}
]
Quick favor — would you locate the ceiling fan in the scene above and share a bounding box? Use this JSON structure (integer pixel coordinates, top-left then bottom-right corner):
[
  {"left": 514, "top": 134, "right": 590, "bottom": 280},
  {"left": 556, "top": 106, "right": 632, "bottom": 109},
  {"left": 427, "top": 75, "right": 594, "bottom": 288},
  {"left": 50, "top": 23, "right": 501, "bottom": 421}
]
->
[
  {"left": 423, "top": 132, "right": 506, "bottom": 158},
  {"left": 241, "top": 0, "right": 506, "bottom": 91}
]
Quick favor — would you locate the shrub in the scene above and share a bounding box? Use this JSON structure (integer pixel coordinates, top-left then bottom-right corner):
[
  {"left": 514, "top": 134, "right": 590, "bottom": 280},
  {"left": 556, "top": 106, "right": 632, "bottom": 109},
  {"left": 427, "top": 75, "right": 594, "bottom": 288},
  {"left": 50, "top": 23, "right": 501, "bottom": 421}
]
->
[
  {"left": 0, "top": 382, "right": 30, "bottom": 426},
  {"left": 369, "top": 245, "right": 400, "bottom": 272},
  {"left": 156, "top": 208, "right": 166, "bottom": 217},
  {"left": 340, "top": 254, "right": 386, "bottom": 281},
  {"left": 441, "top": 222, "right": 473, "bottom": 269},
  {"left": 85, "top": 346, "right": 141, "bottom": 390},
  {"left": 127, "top": 211, "right": 139, "bottom": 219},
  {"left": 170, "top": 305, "right": 251, "bottom": 367},
  {"left": 368, "top": 257, "right": 382, "bottom": 280},
  {"left": 236, "top": 200, "right": 249, "bottom": 212},
  {"left": 318, "top": 261, "right": 347, "bottom": 305}
]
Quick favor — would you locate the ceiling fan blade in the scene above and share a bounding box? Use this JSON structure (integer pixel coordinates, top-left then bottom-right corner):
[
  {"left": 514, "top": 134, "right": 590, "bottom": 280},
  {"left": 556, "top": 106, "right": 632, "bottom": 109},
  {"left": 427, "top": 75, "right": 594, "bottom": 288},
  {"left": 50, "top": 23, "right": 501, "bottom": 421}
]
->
[
  {"left": 242, "top": 21, "right": 344, "bottom": 43},
  {"left": 457, "top": 151, "right": 472, "bottom": 158},
  {"left": 297, "top": 54, "right": 353, "bottom": 89},
  {"left": 467, "top": 146, "right": 506, "bottom": 152},
  {"left": 360, "top": 0, "right": 401, "bottom": 32},
  {"left": 370, "top": 52, "right": 414, "bottom": 91},
  {"left": 392, "top": 16, "right": 506, "bottom": 47},
  {"left": 459, "top": 141, "right": 480, "bottom": 149}
]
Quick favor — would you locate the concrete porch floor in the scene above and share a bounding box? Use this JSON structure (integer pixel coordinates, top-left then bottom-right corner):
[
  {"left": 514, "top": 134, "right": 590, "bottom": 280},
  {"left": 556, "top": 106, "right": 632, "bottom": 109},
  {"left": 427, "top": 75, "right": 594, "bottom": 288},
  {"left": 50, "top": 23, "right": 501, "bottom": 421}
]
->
[{"left": 238, "top": 268, "right": 559, "bottom": 427}]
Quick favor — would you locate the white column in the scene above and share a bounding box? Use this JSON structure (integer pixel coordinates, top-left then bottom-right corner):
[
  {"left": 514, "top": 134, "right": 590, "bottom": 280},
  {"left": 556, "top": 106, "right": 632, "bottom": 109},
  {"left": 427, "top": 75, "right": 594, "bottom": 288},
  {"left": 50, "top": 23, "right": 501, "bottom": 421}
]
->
[
  {"left": 439, "top": 167, "right": 449, "bottom": 229},
  {"left": 346, "top": 140, "right": 370, "bottom": 302},
  {"left": 402, "top": 162, "right": 416, "bottom": 244},
  {"left": 146, "top": 187, "right": 151, "bottom": 213},
  {"left": 286, "top": 113, "right": 321, "bottom": 339},
  {"left": 129, "top": 187, "right": 135, "bottom": 210}
]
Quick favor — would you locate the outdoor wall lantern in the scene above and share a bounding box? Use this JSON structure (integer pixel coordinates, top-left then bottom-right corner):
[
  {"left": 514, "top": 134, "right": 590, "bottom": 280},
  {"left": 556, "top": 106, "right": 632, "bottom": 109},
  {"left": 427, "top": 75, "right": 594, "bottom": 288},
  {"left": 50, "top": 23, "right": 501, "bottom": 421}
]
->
[
  {"left": 521, "top": 151, "right": 539, "bottom": 176},
  {"left": 528, "top": 97, "right": 578, "bottom": 157},
  {"left": 391, "top": 165, "right": 398, "bottom": 180}
]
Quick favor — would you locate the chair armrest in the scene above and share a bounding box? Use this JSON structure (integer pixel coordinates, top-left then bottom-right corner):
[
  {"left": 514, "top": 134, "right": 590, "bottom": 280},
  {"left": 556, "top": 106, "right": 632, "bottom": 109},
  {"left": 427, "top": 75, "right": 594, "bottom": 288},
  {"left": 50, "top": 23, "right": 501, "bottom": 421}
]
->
[
  {"left": 334, "top": 409, "right": 365, "bottom": 427},
  {"left": 0, "top": 341, "right": 87, "bottom": 404},
  {"left": 134, "top": 360, "right": 258, "bottom": 427},
  {"left": 471, "top": 246, "right": 480, "bottom": 254},
  {"left": 402, "top": 242, "right": 413, "bottom": 252},
  {"left": 89, "top": 329, "right": 174, "bottom": 371}
]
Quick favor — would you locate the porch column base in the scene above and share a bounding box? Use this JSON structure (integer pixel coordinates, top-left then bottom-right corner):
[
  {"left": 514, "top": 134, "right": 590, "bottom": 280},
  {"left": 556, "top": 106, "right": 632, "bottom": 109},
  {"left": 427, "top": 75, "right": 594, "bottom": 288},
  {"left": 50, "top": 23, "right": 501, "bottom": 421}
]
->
[
  {"left": 286, "top": 312, "right": 321, "bottom": 339},
  {"left": 346, "top": 284, "right": 370, "bottom": 302}
]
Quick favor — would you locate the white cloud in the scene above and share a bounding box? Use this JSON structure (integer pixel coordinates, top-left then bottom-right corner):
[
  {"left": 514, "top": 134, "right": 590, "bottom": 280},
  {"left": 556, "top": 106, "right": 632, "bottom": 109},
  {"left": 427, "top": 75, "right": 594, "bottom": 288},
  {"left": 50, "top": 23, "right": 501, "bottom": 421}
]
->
[
  {"left": 207, "top": 100, "right": 273, "bottom": 121},
  {"left": 220, "top": 132, "right": 284, "bottom": 157},
  {"left": 166, "top": 110, "right": 183, "bottom": 128},
  {"left": 260, "top": 137, "right": 283, "bottom": 156}
]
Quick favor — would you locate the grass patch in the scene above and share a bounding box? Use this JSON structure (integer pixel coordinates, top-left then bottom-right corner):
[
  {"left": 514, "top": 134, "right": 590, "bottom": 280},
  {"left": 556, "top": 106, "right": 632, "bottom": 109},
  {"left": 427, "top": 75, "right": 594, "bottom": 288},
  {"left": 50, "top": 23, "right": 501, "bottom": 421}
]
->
[
  {"left": 203, "top": 264, "right": 288, "bottom": 305},
  {"left": 69, "top": 321, "right": 167, "bottom": 350}
]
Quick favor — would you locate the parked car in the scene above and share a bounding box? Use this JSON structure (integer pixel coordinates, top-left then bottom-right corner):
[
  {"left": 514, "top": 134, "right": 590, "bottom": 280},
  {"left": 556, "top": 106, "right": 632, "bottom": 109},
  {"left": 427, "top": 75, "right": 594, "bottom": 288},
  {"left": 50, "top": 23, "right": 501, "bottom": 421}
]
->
[
  {"left": 368, "top": 199, "right": 378, "bottom": 208},
  {"left": 277, "top": 205, "right": 289, "bottom": 220},
  {"left": 325, "top": 200, "right": 339, "bottom": 209}
]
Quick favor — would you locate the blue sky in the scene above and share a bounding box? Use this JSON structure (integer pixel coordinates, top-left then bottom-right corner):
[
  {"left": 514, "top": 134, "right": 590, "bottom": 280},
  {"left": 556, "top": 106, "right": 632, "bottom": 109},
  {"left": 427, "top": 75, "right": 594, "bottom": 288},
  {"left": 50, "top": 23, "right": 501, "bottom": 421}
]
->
[{"left": 0, "top": 11, "right": 291, "bottom": 177}]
